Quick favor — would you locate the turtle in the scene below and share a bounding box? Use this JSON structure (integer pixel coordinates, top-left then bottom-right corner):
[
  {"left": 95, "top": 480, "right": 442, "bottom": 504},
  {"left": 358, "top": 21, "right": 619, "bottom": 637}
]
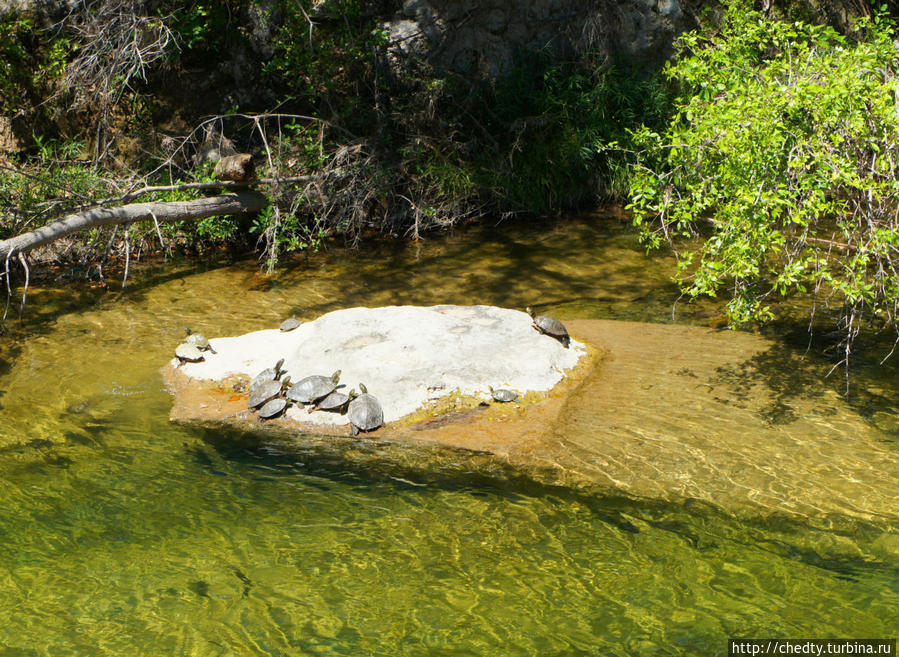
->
[
  {"left": 489, "top": 386, "right": 518, "bottom": 403},
  {"left": 175, "top": 342, "right": 205, "bottom": 363},
  {"left": 311, "top": 388, "right": 354, "bottom": 413},
  {"left": 287, "top": 370, "right": 341, "bottom": 404},
  {"left": 184, "top": 328, "right": 217, "bottom": 354},
  {"left": 249, "top": 358, "right": 285, "bottom": 396},
  {"left": 279, "top": 316, "right": 301, "bottom": 332},
  {"left": 257, "top": 397, "right": 288, "bottom": 420},
  {"left": 347, "top": 383, "right": 383, "bottom": 436},
  {"left": 248, "top": 378, "right": 283, "bottom": 409},
  {"left": 526, "top": 307, "right": 570, "bottom": 348}
]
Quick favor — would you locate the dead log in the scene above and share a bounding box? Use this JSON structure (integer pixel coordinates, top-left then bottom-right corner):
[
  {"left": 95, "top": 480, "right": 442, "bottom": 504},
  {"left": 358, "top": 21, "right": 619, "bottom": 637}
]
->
[{"left": 0, "top": 191, "right": 266, "bottom": 261}]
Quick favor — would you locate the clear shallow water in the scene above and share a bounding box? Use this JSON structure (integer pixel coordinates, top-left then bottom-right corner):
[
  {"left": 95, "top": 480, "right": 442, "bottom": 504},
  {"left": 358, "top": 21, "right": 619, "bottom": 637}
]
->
[{"left": 1, "top": 213, "right": 897, "bottom": 655}]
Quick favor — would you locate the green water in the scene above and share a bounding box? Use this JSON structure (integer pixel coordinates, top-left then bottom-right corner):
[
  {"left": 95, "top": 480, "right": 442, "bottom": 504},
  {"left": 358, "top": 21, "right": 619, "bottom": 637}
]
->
[{"left": 1, "top": 214, "right": 897, "bottom": 655}]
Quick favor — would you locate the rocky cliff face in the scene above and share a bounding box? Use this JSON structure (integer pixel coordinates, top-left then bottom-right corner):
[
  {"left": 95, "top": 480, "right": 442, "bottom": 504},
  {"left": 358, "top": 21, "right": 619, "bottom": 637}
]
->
[
  {"left": 0, "top": 0, "right": 72, "bottom": 16},
  {"left": 385, "top": 0, "right": 686, "bottom": 77},
  {"left": 4, "top": 0, "right": 686, "bottom": 78}
]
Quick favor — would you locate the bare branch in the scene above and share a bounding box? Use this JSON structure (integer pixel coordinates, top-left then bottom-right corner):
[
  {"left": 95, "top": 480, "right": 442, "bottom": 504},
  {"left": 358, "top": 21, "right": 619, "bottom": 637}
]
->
[
  {"left": 0, "top": 192, "right": 266, "bottom": 260},
  {"left": 17, "top": 252, "right": 29, "bottom": 317}
]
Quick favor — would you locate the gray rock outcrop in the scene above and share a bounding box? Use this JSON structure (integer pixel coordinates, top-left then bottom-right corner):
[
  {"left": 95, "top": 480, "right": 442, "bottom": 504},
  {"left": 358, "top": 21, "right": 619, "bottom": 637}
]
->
[
  {"left": 172, "top": 305, "right": 584, "bottom": 427},
  {"left": 0, "top": 0, "right": 74, "bottom": 16},
  {"left": 385, "top": 0, "right": 686, "bottom": 77}
]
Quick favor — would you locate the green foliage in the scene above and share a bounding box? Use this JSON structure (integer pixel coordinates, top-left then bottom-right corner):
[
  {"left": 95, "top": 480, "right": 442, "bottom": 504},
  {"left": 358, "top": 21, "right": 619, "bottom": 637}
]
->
[
  {"left": 170, "top": 2, "right": 243, "bottom": 55},
  {"left": 0, "top": 144, "right": 106, "bottom": 244},
  {"left": 0, "top": 13, "right": 69, "bottom": 114},
  {"left": 260, "top": 3, "right": 673, "bottom": 234},
  {"left": 0, "top": 14, "right": 37, "bottom": 111},
  {"left": 627, "top": 0, "right": 899, "bottom": 349},
  {"left": 266, "top": 0, "right": 388, "bottom": 127},
  {"left": 252, "top": 204, "right": 327, "bottom": 253},
  {"left": 1, "top": 1, "right": 674, "bottom": 271}
]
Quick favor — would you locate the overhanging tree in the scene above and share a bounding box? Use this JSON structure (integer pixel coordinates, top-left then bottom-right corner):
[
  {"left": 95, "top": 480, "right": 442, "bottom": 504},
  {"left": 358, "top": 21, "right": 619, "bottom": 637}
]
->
[{"left": 625, "top": 0, "right": 899, "bottom": 372}]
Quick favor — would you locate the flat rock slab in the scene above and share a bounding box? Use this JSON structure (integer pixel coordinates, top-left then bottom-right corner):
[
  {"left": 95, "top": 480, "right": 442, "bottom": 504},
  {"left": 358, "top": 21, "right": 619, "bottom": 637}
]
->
[{"left": 166, "top": 305, "right": 585, "bottom": 428}]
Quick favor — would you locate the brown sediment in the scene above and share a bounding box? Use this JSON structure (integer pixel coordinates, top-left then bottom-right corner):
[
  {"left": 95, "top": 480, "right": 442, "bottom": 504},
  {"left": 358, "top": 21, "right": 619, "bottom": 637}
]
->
[{"left": 164, "top": 319, "right": 899, "bottom": 524}]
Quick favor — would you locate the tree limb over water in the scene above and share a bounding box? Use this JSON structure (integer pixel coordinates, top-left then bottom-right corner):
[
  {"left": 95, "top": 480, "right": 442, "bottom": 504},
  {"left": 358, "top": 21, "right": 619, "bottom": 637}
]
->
[{"left": 0, "top": 191, "right": 267, "bottom": 261}]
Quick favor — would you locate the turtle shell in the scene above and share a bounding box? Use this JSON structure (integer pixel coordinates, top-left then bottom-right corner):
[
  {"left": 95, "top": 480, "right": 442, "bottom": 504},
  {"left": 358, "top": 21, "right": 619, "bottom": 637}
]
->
[
  {"left": 257, "top": 397, "right": 287, "bottom": 419},
  {"left": 248, "top": 379, "right": 282, "bottom": 409},
  {"left": 279, "top": 316, "right": 301, "bottom": 332},
  {"left": 347, "top": 393, "right": 383, "bottom": 435},
  {"left": 311, "top": 389, "right": 350, "bottom": 412},
  {"left": 175, "top": 342, "right": 205, "bottom": 363},
  {"left": 490, "top": 388, "right": 518, "bottom": 403},
  {"left": 185, "top": 333, "right": 209, "bottom": 349},
  {"left": 530, "top": 310, "right": 570, "bottom": 348},
  {"left": 249, "top": 358, "right": 285, "bottom": 395},
  {"left": 287, "top": 372, "right": 340, "bottom": 404}
]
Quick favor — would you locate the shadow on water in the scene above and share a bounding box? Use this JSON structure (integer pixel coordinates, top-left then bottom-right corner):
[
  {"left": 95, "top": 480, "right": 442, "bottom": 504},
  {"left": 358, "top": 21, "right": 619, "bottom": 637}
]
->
[
  {"left": 0, "top": 246, "right": 267, "bottom": 367},
  {"left": 711, "top": 341, "right": 828, "bottom": 426},
  {"left": 192, "top": 422, "right": 899, "bottom": 582},
  {"left": 711, "top": 315, "right": 899, "bottom": 438}
]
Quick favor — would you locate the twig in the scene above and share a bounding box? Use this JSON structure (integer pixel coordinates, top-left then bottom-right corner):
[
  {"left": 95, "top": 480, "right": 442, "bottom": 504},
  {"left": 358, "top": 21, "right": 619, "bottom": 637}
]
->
[
  {"left": 145, "top": 113, "right": 348, "bottom": 182},
  {"left": 122, "top": 223, "right": 131, "bottom": 289},
  {"left": 149, "top": 210, "right": 168, "bottom": 259},
  {"left": 879, "top": 332, "right": 899, "bottom": 365},
  {"left": 17, "top": 252, "right": 29, "bottom": 318},
  {"left": 3, "top": 251, "right": 12, "bottom": 321},
  {"left": 58, "top": 174, "right": 327, "bottom": 215}
]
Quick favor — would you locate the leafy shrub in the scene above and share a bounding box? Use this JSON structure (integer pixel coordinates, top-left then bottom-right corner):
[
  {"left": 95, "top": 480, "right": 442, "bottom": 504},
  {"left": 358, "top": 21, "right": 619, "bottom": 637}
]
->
[{"left": 627, "top": 0, "right": 899, "bottom": 363}]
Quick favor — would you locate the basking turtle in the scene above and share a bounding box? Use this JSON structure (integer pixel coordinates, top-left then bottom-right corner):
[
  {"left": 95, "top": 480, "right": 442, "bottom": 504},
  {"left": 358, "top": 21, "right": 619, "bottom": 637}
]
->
[
  {"left": 249, "top": 358, "right": 285, "bottom": 396},
  {"left": 489, "top": 386, "right": 518, "bottom": 403},
  {"left": 287, "top": 370, "right": 341, "bottom": 404},
  {"left": 175, "top": 342, "right": 205, "bottom": 364},
  {"left": 279, "top": 316, "right": 301, "bottom": 332},
  {"left": 248, "top": 375, "right": 291, "bottom": 410},
  {"left": 311, "top": 388, "right": 354, "bottom": 413},
  {"left": 184, "top": 328, "right": 217, "bottom": 354},
  {"left": 347, "top": 383, "right": 383, "bottom": 436},
  {"left": 526, "top": 307, "right": 570, "bottom": 348},
  {"left": 257, "top": 397, "right": 288, "bottom": 420},
  {"left": 248, "top": 379, "right": 283, "bottom": 409}
]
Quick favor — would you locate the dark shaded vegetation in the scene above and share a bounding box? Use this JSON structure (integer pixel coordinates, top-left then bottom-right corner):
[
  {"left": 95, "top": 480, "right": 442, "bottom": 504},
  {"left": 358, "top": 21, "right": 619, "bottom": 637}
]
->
[{"left": 0, "top": 0, "right": 673, "bottom": 279}]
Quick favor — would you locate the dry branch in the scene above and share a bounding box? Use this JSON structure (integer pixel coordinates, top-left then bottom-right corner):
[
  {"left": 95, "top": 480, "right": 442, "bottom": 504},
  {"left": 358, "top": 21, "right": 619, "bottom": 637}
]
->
[
  {"left": 85, "top": 175, "right": 320, "bottom": 210},
  {"left": 0, "top": 191, "right": 266, "bottom": 260}
]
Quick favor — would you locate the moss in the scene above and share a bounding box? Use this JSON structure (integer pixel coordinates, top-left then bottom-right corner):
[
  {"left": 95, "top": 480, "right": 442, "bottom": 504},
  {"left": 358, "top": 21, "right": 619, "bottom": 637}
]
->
[{"left": 393, "top": 388, "right": 548, "bottom": 430}]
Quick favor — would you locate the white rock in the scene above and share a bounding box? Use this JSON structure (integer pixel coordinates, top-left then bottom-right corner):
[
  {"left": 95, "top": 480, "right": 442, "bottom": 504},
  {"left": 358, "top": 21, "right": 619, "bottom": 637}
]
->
[{"left": 174, "top": 305, "right": 584, "bottom": 426}]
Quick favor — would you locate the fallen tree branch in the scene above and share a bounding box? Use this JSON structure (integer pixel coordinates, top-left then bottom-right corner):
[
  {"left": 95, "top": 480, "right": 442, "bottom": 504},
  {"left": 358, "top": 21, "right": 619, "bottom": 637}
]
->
[
  {"left": 0, "top": 191, "right": 267, "bottom": 260},
  {"left": 107, "top": 175, "right": 320, "bottom": 205},
  {"left": 54, "top": 174, "right": 323, "bottom": 215}
]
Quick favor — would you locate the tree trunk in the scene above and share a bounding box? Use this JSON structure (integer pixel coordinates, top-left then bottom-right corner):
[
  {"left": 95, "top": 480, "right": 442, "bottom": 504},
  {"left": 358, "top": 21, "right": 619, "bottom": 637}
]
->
[{"left": 0, "top": 191, "right": 266, "bottom": 260}]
